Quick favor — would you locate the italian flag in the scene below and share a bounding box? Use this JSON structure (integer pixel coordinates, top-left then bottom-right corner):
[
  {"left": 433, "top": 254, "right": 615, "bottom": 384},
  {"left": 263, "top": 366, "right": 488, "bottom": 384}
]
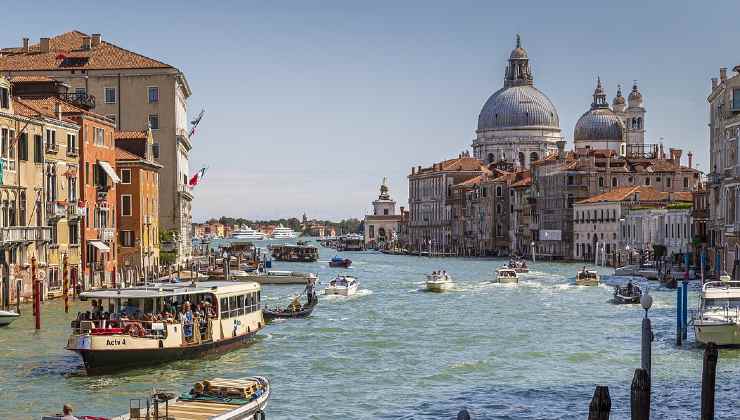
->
[{"left": 188, "top": 167, "right": 208, "bottom": 187}]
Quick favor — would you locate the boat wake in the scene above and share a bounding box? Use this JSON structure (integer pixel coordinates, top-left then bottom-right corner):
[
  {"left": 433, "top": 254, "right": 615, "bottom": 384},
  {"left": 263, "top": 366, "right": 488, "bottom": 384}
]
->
[{"left": 322, "top": 289, "right": 373, "bottom": 301}]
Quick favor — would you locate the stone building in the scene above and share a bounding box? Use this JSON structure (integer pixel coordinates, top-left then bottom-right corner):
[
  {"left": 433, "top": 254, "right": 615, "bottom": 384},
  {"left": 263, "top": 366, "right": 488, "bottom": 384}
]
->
[
  {"left": 364, "top": 178, "right": 402, "bottom": 248},
  {"left": 472, "top": 35, "right": 562, "bottom": 169},
  {"left": 706, "top": 65, "right": 740, "bottom": 276},
  {"left": 0, "top": 31, "right": 194, "bottom": 266}
]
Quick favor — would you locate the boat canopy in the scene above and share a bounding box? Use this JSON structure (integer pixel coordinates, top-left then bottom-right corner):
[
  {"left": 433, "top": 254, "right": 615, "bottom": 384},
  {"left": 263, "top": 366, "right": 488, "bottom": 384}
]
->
[{"left": 79, "top": 281, "right": 260, "bottom": 300}]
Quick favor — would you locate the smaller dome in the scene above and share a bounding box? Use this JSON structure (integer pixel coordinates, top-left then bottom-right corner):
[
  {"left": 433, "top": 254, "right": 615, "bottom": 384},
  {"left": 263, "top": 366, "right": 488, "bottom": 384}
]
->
[
  {"left": 510, "top": 47, "right": 527, "bottom": 59},
  {"left": 613, "top": 84, "right": 625, "bottom": 105},
  {"left": 574, "top": 108, "right": 625, "bottom": 142},
  {"left": 628, "top": 82, "right": 643, "bottom": 107}
]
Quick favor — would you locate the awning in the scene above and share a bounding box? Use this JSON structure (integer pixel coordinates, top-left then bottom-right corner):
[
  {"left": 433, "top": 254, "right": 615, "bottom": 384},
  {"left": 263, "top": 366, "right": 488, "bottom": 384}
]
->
[
  {"left": 89, "top": 240, "right": 111, "bottom": 252},
  {"left": 97, "top": 160, "right": 120, "bottom": 183}
]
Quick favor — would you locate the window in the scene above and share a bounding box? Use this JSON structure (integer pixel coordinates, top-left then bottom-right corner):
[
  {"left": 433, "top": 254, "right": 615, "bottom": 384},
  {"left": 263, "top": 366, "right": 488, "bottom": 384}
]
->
[
  {"left": 148, "top": 86, "right": 159, "bottom": 103},
  {"left": 683, "top": 177, "right": 689, "bottom": 188},
  {"left": 733, "top": 89, "right": 740, "bottom": 110},
  {"left": 121, "top": 195, "right": 132, "bottom": 216},
  {"left": 220, "top": 297, "right": 229, "bottom": 318},
  {"left": 104, "top": 87, "right": 116, "bottom": 104},
  {"left": 33, "top": 135, "right": 43, "bottom": 163},
  {"left": 18, "top": 133, "right": 28, "bottom": 161},
  {"left": 645, "top": 177, "right": 650, "bottom": 186},
  {"left": 152, "top": 142, "right": 160, "bottom": 159},
  {"left": 598, "top": 177, "right": 604, "bottom": 187},
  {"left": 120, "top": 230, "right": 134, "bottom": 247},
  {"left": 94, "top": 127, "right": 104, "bottom": 146},
  {"left": 49, "top": 220, "right": 58, "bottom": 245},
  {"left": 148, "top": 114, "right": 159, "bottom": 130},
  {"left": 0, "top": 86, "right": 9, "bottom": 109},
  {"left": 45, "top": 128, "right": 56, "bottom": 150},
  {"left": 496, "top": 186, "right": 502, "bottom": 197},
  {"left": 667, "top": 177, "right": 672, "bottom": 187},
  {"left": 68, "top": 177, "right": 77, "bottom": 201},
  {"left": 18, "top": 191, "right": 25, "bottom": 227},
  {"left": 69, "top": 222, "right": 79, "bottom": 245},
  {"left": 120, "top": 169, "right": 132, "bottom": 184},
  {"left": 67, "top": 134, "right": 77, "bottom": 154}
]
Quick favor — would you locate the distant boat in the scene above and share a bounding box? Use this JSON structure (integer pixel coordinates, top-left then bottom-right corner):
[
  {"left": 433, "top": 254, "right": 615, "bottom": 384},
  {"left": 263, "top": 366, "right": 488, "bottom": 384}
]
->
[
  {"left": 495, "top": 267, "right": 519, "bottom": 284},
  {"left": 271, "top": 224, "right": 298, "bottom": 239},
  {"left": 576, "top": 268, "right": 600, "bottom": 286},
  {"left": 426, "top": 272, "right": 454, "bottom": 292},
  {"left": 613, "top": 283, "right": 642, "bottom": 304},
  {"left": 230, "top": 225, "right": 266, "bottom": 240},
  {"left": 329, "top": 256, "right": 352, "bottom": 268}
]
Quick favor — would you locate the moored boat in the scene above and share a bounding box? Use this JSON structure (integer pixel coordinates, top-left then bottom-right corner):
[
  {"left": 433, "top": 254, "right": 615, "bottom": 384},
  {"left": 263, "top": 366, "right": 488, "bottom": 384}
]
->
[
  {"left": 495, "top": 267, "right": 519, "bottom": 284},
  {"left": 692, "top": 281, "right": 740, "bottom": 346},
  {"left": 329, "top": 256, "right": 352, "bottom": 268},
  {"left": 325, "top": 275, "right": 359, "bottom": 296},
  {"left": 66, "top": 281, "right": 265, "bottom": 373},
  {"left": 613, "top": 282, "right": 642, "bottom": 304},
  {"left": 576, "top": 268, "right": 600, "bottom": 286},
  {"left": 425, "top": 272, "right": 454, "bottom": 292},
  {"left": 0, "top": 309, "right": 20, "bottom": 327}
]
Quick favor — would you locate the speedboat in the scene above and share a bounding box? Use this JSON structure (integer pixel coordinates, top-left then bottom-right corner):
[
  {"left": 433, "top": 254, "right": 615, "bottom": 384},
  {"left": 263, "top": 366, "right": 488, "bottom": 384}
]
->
[
  {"left": 508, "top": 259, "right": 529, "bottom": 273},
  {"left": 495, "top": 267, "right": 519, "bottom": 284},
  {"left": 576, "top": 268, "right": 600, "bottom": 286},
  {"left": 426, "top": 272, "right": 454, "bottom": 292},
  {"left": 325, "top": 276, "right": 359, "bottom": 296},
  {"left": 613, "top": 283, "right": 642, "bottom": 304},
  {"left": 0, "top": 310, "right": 19, "bottom": 326},
  {"left": 329, "top": 256, "right": 352, "bottom": 268},
  {"left": 692, "top": 281, "right": 740, "bottom": 346}
]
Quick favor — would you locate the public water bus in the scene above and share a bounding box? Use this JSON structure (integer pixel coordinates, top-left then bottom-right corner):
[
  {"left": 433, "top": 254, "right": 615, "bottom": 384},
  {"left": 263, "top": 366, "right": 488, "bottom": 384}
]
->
[
  {"left": 66, "top": 281, "right": 264, "bottom": 373},
  {"left": 692, "top": 280, "right": 740, "bottom": 346}
]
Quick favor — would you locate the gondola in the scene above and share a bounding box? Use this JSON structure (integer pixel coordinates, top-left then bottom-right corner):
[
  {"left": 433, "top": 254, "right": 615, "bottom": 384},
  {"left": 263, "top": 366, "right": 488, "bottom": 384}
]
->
[
  {"left": 613, "top": 284, "right": 642, "bottom": 304},
  {"left": 263, "top": 297, "right": 318, "bottom": 321}
]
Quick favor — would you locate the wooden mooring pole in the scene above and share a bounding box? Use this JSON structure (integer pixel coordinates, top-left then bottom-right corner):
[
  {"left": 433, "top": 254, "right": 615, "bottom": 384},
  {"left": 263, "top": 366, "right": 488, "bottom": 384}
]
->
[
  {"left": 700, "top": 342, "right": 718, "bottom": 420},
  {"left": 630, "top": 368, "right": 650, "bottom": 420},
  {"left": 63, "top": 254, "right": 69, "bottom": 314},
  {"left": 588, "top": 385, "right": 611, "bottom": 420},
  {"left": 32, "top": 256, "right": 40, "bottom": 330}
]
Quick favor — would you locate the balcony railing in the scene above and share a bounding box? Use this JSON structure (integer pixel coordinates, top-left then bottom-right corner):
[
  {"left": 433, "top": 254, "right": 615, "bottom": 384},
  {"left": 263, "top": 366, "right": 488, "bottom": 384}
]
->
[
  {"left": 46, "top": 201, "right": 66, "bottom": 219},
  {"left": 101, "top": 228, "right": 115, "bottom": 241},
  {"left": 58, "top": 93, "right": 96, "bottom": 109},
  {"left": 178, "top": 184, "right": 194, "bottom": 200},
  {"left": 707, "top": 172, "right": 721, "bottom": 185},
  {"left": 66, "top": 147, "right": 79, "bottom": 158},
  {"left": 67, "top": 202, "right": 83, "bottom": 219},
  {"left": 45, "top": 142, "right": 59, "bottom": 154},
  {"left": 0, "top": 227, "right": 51, "bottom": 243}
]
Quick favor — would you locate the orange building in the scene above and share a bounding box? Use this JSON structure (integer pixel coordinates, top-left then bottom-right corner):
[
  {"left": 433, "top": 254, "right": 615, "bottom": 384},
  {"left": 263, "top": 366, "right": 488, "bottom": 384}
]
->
[{"left": 115, "top": 130, "right": 161, "bottom": 277}]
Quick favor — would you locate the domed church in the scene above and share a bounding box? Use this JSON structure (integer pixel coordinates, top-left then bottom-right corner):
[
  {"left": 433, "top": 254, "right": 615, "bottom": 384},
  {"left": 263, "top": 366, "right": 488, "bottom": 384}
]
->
[{"left": 473, "top": 35, "right": 563, "bottom": 168}]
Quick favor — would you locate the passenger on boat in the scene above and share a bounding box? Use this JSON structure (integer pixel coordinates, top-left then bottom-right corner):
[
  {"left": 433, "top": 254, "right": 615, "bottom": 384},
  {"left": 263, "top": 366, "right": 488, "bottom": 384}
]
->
[
  {"left": 61, "top": 403, "right": 79, "bottom": 420},
  {"left": 180, "top": 302, "right": 194, "bottom": 340},
  {"left": 626, "top": 280, "right": 633, "bottom": 294},
  {"left": 91, "top": 300, "right": 103, "bottom": 319}
]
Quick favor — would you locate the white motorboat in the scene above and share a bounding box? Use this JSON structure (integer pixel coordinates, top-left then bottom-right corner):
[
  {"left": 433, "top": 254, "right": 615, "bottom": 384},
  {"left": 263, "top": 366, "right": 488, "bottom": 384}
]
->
[
  {"left": 576, "top": 268, "right": 600, "bottom": 286},
  {"left": 325, "top": 275, "right": 359, "bottom": 296},
  {"left": 425, "top": 272, "right": 454, "bottom": 292},
  {"left": 0, "top": 310, "right": 19, "bottom": 326},
  {"left": 495, "top": 267, "right": 519, "bottom": 284},
  {"left": 693, "top": 281, "right": 740, "bottom": 346},
  {"left": 271, "top": 224, "right": 298, "bottom": 239},
  {"left": 614, "top": 265, "right": 639, "bottom": 276},
  {"left": 230, "top": 225, "right": 266, "bottom": 240}
]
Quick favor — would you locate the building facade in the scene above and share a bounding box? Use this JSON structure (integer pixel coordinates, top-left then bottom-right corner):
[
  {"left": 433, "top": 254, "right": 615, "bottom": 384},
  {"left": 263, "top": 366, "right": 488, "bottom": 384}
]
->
[
  {"left": 0, "top": 31, "right": 193, "bottom": 265},
  {"left": 364, "top": 178, "right": 402, "bottom": 248}
]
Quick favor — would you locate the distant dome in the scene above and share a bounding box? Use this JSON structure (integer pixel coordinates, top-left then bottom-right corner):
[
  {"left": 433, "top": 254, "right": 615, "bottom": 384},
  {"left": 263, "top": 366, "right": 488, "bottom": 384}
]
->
[
  {"left": 478, "top": 85, "right": 560, "bottom": 131},
  {"left": 613, "top": 84, "right": 625, "bottom": 106},
  {"left": 628, "top": 82, "right": 643, "bottom": 107},
  {"left": 574, "top": 108, "right": 625, "bottom": 141}
]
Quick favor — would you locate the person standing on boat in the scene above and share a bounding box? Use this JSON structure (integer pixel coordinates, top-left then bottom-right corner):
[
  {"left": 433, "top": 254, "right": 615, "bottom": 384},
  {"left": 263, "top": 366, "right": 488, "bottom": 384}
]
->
[{"left": 180, "top": 302, "right": 194, "bottom": 340}]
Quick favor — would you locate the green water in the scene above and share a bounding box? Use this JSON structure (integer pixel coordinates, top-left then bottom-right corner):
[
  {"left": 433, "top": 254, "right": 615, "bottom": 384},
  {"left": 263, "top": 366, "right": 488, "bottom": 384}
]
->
[{"left": 1, "top": 245, "right": 739, "bottom": 419}]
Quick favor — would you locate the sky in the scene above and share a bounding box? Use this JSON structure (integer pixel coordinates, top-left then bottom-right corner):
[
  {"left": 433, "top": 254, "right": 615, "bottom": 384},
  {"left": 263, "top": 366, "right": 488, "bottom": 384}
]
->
[{"left": 2, "top": 1, "right": 738, "bottom": 222}]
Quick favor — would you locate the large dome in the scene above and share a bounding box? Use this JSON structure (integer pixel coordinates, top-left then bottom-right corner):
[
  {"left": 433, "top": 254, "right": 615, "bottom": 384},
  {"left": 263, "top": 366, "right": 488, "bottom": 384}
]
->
[
  {"left": 574, "top": 108, "right": 624, "bottom": 141},
  {"left": 477, "top": 85, "right": 560, "bottom": 131}
]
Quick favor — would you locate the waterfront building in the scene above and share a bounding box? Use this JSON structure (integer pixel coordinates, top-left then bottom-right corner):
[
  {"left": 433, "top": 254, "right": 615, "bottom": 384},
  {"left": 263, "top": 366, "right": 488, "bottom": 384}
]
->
[
  {"left": 449, "top": 173, "right": 490, "bottom": 256},
  {"left": 472, "top": 35, "right": 562, "bottom": 168},
  {"left": 0, "top": 31, "right": 194, "bottom": 266},
  {"left": 706, "top": 65, "right": 740, "bottom": 276},
  {"left": 192, "top": 223, "right": 206, "bottom": 239},
  {"left": 115, "top": 130, "right": 161, "bottom": 277},
  {"left": 692, "top": 182, "right": 709, "bottom": 267},
  {"left": 407, "top": 153, "right": 487, "bottom": 254},
  {"left": 364, "top": 178, "right": 402, "bottom": 248}
]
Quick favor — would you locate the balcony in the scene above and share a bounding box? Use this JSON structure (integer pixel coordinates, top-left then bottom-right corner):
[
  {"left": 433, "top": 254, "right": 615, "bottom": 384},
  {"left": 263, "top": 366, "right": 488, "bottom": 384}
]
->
[
  {"left": 178, "top": 184, "right": 193, "bottom": 201},
  {"left": 45, "top": 142, "right": 59, "bottom": 154},
  {"left": 67, "top": 202, "right": 83, "bottom": 219},
  {"left": 707, "top": 172, "right": 721, "bottom": 186},
  {"left": 58, "top": 92, "right": 95, "bottom": 110},
  {"left": 46, "top": 201, "right": 66, "bottom": 220},
  {"left": 66, "top": 147, "right": 79, "bottom": 158},
  {"left": 101, "top": 228, "right": 115, "bottom": 242},
  {"left": 0, "top": 227, "right": 51, "bottom": 243},
  {"left": 176, "top": 128, "right": 192, "bottom": 151}
]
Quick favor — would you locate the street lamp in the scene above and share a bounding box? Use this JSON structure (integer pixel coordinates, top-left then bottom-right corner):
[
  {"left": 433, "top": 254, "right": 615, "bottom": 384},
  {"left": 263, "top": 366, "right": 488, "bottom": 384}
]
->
[
  {"left": 640, "top": 291, "right": 654, "bottom": 377},
  {"left": 531, "top": 241, "right": 536, "bottom": 263}
]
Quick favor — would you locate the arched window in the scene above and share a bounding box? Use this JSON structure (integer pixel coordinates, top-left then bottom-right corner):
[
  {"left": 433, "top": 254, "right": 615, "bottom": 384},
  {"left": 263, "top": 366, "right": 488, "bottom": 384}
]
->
[
  {"left": 519, "top": 152, "right": 525, "bottom": 167},
  {"left": 645, "top": 177, "right": 650, "bottom": 186},
  {"left": 683, "top": 177, "right": 689, "bottom": 188},
  {"left": 598, "top": 177, "right": 604, "bottom": 187},
  {"left": 18, "top": 191, "right": 26, "bottom": 227},
  {"left": 496, "top": 186, "right": 502, "bottom": 197},
  {"left": 612, "top": 177, "right": 617, "bottom": 187},
  {"left": 632, "top": 117, "right": 637, "bottom": 128},
  {"left": 530, "top": 152, "right": 539, "bottom": 163},
  {"left": 487, "top": 153, "right": 494, "bottom": 163},
  {"left": 637, "top": 117, "right": 642, "bottom": 129}
]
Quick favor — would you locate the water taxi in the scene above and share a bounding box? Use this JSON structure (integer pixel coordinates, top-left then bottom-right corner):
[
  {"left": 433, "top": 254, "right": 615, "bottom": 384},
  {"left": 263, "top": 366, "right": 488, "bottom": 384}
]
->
[
  {"left": 425, "top": 272, "right": 454, "bottom": 292},
  {"left": 692, "top": 280, "right": 740, "bottom": 346},
  {"left": 325, "top": 275, "right": 359, "bottom": 296},
  {"left": 66, "top": 281, "right": 264, "bottom": 373},
  {"left": 576, "top": 268, "right": 600, "bottom": 286},
  {"left": 0, "top": 309, "right": 20, "bottom": 326},
  {"left": 495, "top": 267, "right": 519, "bottom": 284},
  {"left": 613, "top": 282, "right": 642, "bottom": 304}
]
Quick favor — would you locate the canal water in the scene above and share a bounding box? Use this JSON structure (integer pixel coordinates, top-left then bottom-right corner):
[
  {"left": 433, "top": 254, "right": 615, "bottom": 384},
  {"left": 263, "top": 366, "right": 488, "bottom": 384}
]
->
[{"left": 1, "top": 242, "right": 739, "bottom": 419}]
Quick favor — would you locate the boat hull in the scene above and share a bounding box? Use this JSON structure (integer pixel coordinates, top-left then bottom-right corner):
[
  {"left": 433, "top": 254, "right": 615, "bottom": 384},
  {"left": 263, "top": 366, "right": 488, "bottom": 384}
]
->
[
  {"left": 239, "top": 274, "right": 313, "bottom": 284},
  {"left": 325, "top": 284, "right": 358, "bottom": 296},
  {"left": 263, "top": 303, "right": 317, "bottom": 321},
  {"left": 575, "top": 279, "right": 599, "bottom": 286},
  {"left": 329, "top": 260, "right": 352, "bottom": 268},
  {"left": 71, "top": 330, "right": 259, "bottom": 374},
  {"left": 694, "top": 322, "right": 740, "bottom": 347},
  {"left": 426, "top": 281, "right": 454, "bottom": 292},
  {"left": 496, "top": 277, "right": 519, "bottom": 284},
  {"left": 0, "top": 313, "right": 19, "bottom": 326}
]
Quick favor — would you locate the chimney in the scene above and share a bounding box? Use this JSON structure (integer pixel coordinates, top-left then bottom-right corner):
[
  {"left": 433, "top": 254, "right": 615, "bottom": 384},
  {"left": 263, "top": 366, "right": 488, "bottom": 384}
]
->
[
  {"left": 669, "top": 148, "right": 682, "bottom": 165},
  {"left": 22, "top": 37, "right": 29, "bottom": 52},
  {"left": 91, "top": 33, "right": 102, "bottom": 47},
  {"left": 82, "top": 36, "right": 92, "bottom": 50},
  {"left": 39, "top": 37, "right": 50, "bottom": 53},
  {"left": 711, "top": 77, "right": 718, "bottom": 90},
  {"left": 688, "top": 152, "right": 693, "bottom": 169},
  {"left": 556, "top": 140, "right": 566, "bottom": 161},
  {"left": 720, "top": 67, "right": 727, "bottom": 82},
  {"left": 659, "top": 143, "right": 664, "bottom": 159},
  {"left": 411, "top": 167, "right": 416, "bottom": 175},
  {"left": 54, "top": 103, "right": 62, "bottom": 120}
]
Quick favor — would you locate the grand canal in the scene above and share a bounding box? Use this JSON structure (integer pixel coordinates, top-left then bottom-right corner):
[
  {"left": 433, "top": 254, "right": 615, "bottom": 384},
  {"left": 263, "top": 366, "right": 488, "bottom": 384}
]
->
[{"left": 2, "top": 243, "right": 740, "bottom": 419}]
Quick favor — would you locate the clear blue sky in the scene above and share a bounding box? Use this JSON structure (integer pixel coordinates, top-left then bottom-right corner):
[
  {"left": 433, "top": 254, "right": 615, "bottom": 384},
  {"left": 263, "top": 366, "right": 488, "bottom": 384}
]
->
[{"left": 2, "top": 1, "right": 737, "bottom": 221}]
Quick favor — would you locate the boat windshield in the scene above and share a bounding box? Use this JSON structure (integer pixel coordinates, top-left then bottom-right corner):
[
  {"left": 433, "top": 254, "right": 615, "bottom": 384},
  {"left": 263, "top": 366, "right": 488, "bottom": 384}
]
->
[{"left": 704, "top": 298, "right": 740, "bottom": 310}]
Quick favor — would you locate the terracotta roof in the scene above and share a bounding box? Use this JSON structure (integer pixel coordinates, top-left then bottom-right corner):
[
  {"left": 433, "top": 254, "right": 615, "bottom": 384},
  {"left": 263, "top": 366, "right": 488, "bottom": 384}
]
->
[
  {"left": 9, "top": 75, "right": 55, "bottom": 82},
  {"left": 577, "top": 186, "right": 693, "bottom": 204},
  {"left": 16, "top": 95, "right": 113, "bottom": 125},
  {"left": 440, "top": 157, "right": 488, "bottom": 172},
  {"left": 12, "top": 97, "right": 77, "bottom": 124},
  {"left": 0, "top": 31, "right": 172, "bottom": 71},
  {"left": 114, "top": 130, "right": 147, "bottom": 141},
  {"left": 456, "top": 174, "right": 485, "bottom": 187},
  {"left": 115, "top": 147, "right": 140, "bottom": 161}
]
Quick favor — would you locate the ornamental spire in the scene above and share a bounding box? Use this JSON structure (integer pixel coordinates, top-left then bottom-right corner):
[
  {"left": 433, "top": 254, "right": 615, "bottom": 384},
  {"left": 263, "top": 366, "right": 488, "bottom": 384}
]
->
[
  {"left": 504, "top": 34, "right": 533, "bottom": 88},
  {"left": 591, "top": 76, "right": 609, "bottom": 109}
]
